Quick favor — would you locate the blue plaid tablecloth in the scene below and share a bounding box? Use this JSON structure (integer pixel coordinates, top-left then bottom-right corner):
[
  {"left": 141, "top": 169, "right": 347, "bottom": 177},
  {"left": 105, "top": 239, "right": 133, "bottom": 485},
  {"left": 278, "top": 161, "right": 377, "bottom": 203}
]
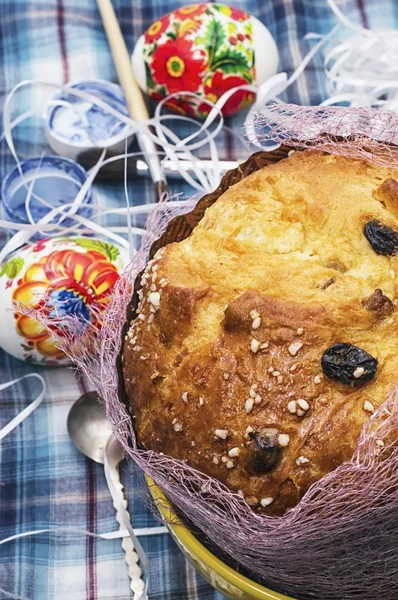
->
[{"left": 0, "top": 1, "right": 397, "bottom": 599}]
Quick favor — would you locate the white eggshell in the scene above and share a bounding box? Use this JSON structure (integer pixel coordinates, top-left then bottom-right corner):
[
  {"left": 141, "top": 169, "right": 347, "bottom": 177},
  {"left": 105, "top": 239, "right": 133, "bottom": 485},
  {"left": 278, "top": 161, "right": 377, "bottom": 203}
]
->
[
  {"left": 251, "top": 15, "right": 279, "bottom": 86},
  {"left": 0, "top": 236, "right": 129, "bottom": 366},
  {"left": 132, "top": 36, "right": 146, "bottom": 92}
]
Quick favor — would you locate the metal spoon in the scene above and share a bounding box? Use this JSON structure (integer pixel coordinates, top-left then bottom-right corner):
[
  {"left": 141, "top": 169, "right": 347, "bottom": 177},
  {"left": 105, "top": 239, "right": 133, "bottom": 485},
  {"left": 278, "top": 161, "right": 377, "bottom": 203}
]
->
[
  {"left": 67, "top": 391, "right": 113, "bottom": 464},
  {"left": 67, "top": 392, "right": 147, "bottom": 599}
]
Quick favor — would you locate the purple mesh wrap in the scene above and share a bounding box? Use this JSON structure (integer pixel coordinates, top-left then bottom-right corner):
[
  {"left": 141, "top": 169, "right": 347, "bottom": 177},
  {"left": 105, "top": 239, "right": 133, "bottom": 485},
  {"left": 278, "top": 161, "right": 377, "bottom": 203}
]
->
[
  {"left": 35, "top": 109, "right": 398, "bottom": 599},
  {"left": 254, "top": 103, "right": 398, "bottom": 168}
]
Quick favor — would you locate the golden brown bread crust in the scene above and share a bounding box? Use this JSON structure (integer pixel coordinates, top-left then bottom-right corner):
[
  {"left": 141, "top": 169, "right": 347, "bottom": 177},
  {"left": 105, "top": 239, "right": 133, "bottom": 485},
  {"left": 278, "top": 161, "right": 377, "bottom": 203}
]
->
[{"left": 123, "top": 150, "right": 398, "bottom": 515}]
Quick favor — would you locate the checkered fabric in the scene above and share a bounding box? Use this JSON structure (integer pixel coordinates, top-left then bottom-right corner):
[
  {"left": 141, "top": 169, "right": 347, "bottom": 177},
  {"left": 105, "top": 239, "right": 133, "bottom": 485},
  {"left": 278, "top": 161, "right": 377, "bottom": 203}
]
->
[{"left": 0, "top": 1, "right": 397, "bottom": 599}]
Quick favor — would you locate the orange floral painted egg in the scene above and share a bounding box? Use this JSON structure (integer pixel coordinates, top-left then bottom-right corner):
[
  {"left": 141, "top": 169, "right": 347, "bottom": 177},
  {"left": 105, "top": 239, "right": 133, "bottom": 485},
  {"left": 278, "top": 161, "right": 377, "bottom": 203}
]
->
[
  {"left": 0, "top": 236, "right": 128, "bottom": 365},
  {"left": 132, "top": 3, "right": 278, "bottom": 118}
]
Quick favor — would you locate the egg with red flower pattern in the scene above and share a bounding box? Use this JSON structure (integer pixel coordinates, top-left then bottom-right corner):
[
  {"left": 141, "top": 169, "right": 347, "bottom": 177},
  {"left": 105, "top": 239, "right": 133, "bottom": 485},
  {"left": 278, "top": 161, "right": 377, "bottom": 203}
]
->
[
  {"left": 132, "top": 2, "right": 278, "bottom": 117},
  {"left": 0, "top": 236, "right": 128, "bottom": 365}
]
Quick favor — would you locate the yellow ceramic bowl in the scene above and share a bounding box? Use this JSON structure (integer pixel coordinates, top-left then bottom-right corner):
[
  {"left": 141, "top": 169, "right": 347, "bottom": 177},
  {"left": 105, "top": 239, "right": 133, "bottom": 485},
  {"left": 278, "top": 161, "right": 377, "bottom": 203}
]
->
[{"left": 147, "top": 478, "right": 295, "bottom": 600}]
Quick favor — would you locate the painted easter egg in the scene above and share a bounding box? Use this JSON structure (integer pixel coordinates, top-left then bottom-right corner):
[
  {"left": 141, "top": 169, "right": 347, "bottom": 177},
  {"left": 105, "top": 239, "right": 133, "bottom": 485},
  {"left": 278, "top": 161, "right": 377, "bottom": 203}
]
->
[
  {"left": 0, "top": 236, "right": 128, "bottom": 366},
  {"left": 132, "top": 3, "right": 278, "bottom": 117}
]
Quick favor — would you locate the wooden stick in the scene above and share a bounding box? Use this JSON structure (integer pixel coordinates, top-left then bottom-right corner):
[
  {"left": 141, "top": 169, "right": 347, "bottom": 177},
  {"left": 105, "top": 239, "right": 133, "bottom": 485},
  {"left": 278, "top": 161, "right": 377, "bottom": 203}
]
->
[
  {"left": 96, "top": 0, "right": 149, "bottom": 122},
  {"left": 96, "top": 0, "right": 167, "bottom": 195}
]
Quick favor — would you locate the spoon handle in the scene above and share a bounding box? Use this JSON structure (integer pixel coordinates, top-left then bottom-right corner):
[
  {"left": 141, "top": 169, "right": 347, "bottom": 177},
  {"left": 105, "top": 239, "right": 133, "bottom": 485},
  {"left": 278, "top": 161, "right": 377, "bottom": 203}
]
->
[
  {"left": 105, "top": 436, "right": 147, "bottom": 600},
  {"left": 112, "top": 468, "right": 147, "bottom": 599}
]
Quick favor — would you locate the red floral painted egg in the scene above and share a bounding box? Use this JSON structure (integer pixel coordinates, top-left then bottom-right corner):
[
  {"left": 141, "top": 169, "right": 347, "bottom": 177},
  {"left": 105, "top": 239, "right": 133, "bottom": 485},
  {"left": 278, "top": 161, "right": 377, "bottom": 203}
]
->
[
  {"left": 132, "top": 3, "right": 278, "bottom": 117},
  {"left": 0, "top": 236, "right": 128, "bottom": 365}
]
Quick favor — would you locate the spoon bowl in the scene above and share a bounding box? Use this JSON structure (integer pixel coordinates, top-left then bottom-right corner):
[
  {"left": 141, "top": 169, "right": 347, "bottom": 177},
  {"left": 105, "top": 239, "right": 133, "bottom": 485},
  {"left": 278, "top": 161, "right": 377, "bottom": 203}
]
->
[{"left": 67, "top": 391, "right": 113, "bottom": 463}]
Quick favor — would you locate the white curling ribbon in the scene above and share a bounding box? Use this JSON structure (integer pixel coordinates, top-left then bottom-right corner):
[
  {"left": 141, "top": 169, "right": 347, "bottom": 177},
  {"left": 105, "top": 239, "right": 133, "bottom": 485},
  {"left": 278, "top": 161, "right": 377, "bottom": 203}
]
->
[
  {"left": 2, "top": 82, "right": 144, "bottom": 242},
  {"left": 96, "top": 200, "right": 189, "bottom": 217},
  {"left": 0, "top": 525, "right": 166, "bottom": 600},
  {"left": 136, "top": 127, "right": 166, "bottom": 189},
  {"left": 123, "top": 139, "right": 135, "bottom": 261},
  {"left": 0, "top": 78, "right": 246, "bottom": 258},
  {"left": 246, "top": 0, "right": 398, "bottom": 143},
  {"left": 0, "top": 210, "right": 142, "bottom": 260},
  {"left": 0, "top": 526, "right": 167, "bottom": 546},
  {"left": 104, "top": 435, "right": 149, "bottom": 600},
  {"left": 1, "top": 87, "right": 218, "bottom": 269},
  {"left": 1, "top": 77, "right": 290, "bottom": 197},
  {"left": 0, "top": 522, "right": 166, "bottom": 600},
  {"left": 2, "top": 80, "right": 236, "bottom": 197},
  {"left": 372, "top": 84, "right": 398, "bottom": 113},
  {"left": 0, "top": 147, "right": 149, "bottom": 264},
  {"left": 0, "top": 72, "right": 318, "bottom": 207},
  {"left": 245, "top": 23, "right": 341, "bottom": 148},
  {"left": 151, "top": 106, "right": 223, "bottom": 192},
  {"left": 0, "top": 203, "right": 132, "bottom": 265},
  {"left": 2, "top": 83, "right": 135, "bottom": 243},
  {"left": 3, "top": 80, "right": 136, "bottom": 160},
  {"left": 326, "top": 0, "right": 372, "bottom": 36},
  {"left": 154, "top": 119, "right": 215, "bottom": 191},
  {"left": 244, "top": 73, "right": 289, "bottom": 150},
  {"left": 153, "top": 77, "right": 285, "bottom": 162},
  {"left": 0, "top": 374, "right": 46, "bottom": 441},
  {"left": 287, "top": 22, "right": 341, "bottom": 88},
  {"left": 320, "top": 0, "right": 398, "bottom": 108},
  {"left": 0, "top": 134, "right": 133, "bottom": 264},
  {"left": 58, "top": 147, "right": 108, "bottom": 227},
  {"left": 25, "top": 153, "right": 45, "bottom": 226},
  {"left": 0, "top": 374, "right": 166, "bottom": 594}
]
